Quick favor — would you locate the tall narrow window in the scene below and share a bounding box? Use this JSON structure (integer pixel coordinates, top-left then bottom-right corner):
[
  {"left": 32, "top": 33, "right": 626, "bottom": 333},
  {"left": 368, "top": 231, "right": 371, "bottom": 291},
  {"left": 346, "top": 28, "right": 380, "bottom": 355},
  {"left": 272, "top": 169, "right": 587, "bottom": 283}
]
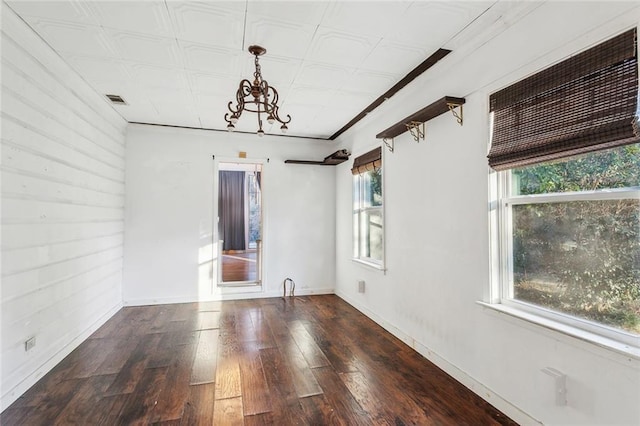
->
[
  {"left": 352, "top": 147, "right": 384, "bottom": 267},
  {"left": 489, "top": 29, "right": 639, "bottom": 344}
]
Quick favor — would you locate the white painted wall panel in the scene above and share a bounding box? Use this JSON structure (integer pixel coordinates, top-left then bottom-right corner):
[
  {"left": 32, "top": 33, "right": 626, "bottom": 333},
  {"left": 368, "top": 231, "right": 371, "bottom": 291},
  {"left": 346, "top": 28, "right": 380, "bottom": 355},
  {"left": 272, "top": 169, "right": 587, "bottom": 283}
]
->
[
  {"left": 2, "top": 199, "right": 124, "bottom": 222},
  {"left": 2, "top": 65, "right": 125, "bottom": 158},
  {"left": 2, "top": 273, "right": 121, "bottom": 403},
  {"left": 334, "top": 3, "right": 640, "bottom": 426},
  {"left": 2, "top": 234, "right": 123, "bottom": 276},
  {"left": 3, "top": 120, "right": 125, "bottom": 184},
  {"left": 123, "top": 124, "right": 336, "bottom": 305},
  {"left": 2, "top": 266, "right": 122, "bottom": 347},
  {"left": 1, "top": 38, "right": 125, "bottom": 153},
  {"left": 2, "top": 91, "right": 124, "bottom": 168},
  {"left": 2, "top": 167, "right": 124, "bottom": 204},
  {"left": 2, "top": 221, "right": 124, "bottom": 249},
  {"left": 1, "top": 247, "right": 123, "bottom": 304},
  {"left": 1, "top": 260, "right": 122, "bottom": 326},
  {"left": 1, "top": 3, "right": 127, "bottom": 410}
]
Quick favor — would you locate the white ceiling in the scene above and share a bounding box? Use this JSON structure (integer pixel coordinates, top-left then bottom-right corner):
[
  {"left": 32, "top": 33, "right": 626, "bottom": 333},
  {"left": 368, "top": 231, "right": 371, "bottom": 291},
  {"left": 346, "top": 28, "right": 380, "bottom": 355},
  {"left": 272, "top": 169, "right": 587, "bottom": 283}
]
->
[{"left": 6, "top": 0, "right": 500, "bottom": 139}]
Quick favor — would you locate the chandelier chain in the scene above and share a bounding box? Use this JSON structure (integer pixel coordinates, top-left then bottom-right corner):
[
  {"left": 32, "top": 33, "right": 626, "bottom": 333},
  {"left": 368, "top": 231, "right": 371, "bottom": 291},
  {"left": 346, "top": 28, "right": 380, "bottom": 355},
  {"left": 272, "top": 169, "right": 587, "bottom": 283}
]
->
[{"left": 254, "top": 55, "right": 261, "bottom": 81}]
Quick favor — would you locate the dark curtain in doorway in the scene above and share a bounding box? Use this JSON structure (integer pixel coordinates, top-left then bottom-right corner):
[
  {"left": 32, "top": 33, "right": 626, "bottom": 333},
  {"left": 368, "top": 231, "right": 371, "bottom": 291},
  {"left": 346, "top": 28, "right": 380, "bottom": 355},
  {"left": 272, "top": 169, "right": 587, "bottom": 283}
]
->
[{"left": 219, "top": 171, "right": 245, "bottom": 251}]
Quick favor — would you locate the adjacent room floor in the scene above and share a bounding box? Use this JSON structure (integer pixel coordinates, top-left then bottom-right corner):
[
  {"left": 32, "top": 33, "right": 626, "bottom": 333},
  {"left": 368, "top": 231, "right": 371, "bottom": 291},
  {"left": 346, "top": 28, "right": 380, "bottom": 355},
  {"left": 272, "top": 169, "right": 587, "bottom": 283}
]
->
[
  {"left": 222, "top": 251, "right": 257, "bottom": 283},
  {"left": 1, "top": 295, "right": 517, "bottom": 425}
]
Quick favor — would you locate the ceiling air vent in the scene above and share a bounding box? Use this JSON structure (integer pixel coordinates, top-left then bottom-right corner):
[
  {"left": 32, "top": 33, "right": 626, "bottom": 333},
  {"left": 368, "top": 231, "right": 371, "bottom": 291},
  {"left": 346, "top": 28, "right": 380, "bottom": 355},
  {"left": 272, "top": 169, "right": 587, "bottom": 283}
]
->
[{"left": 105, "top": 94, "right": 127, "bottom": 105}]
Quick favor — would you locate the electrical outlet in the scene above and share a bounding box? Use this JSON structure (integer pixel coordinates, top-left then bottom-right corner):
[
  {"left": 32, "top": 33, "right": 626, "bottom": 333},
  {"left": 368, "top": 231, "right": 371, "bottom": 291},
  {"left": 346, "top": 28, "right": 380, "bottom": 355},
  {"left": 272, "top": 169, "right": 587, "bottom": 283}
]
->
[
  {"left": 358, "top": 280, "right": 365, "bottom": 293},
  {"left": 25, "top": 336, "right": 36, "bottom": 352}
]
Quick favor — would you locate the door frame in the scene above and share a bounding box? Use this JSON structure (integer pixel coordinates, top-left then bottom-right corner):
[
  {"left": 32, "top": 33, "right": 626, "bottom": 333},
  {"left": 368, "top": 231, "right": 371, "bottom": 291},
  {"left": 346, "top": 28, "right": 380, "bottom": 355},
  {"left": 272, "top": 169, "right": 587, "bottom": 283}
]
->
[{"left": 213, "top": 157, "right": 267, "bottom": 287}]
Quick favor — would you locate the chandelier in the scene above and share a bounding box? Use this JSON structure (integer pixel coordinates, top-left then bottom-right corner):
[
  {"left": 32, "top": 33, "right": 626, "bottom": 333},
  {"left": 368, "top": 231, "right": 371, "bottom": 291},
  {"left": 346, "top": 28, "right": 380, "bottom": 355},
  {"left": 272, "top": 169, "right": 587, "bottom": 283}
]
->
[{"left": 225, "top": 45, "right": 291, "bottom": 136}]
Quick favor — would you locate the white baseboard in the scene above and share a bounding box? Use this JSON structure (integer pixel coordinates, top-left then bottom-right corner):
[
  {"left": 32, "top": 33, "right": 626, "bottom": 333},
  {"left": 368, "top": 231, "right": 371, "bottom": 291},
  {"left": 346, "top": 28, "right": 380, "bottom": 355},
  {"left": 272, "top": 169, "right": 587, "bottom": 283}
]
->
[
  {"left": 124, "top": 294, "right": 206, "bottom": 306},
  {"left": 1, "top": 302, "right": 123, "bottom": 412},
  {"left": 123, "top": 287, "right": 335, "bottom": 306},
  {"left": 335, "top": 290, "right": 541, "bottom": 426}
]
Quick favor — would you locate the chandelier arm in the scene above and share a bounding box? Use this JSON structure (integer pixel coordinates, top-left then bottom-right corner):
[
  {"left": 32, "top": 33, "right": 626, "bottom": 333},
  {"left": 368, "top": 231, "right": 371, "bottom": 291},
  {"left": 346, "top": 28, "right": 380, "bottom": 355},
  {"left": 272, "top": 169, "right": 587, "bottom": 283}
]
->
[
  {"left": 269, "top": 106, "right": 291, "bottom": 125},
  {"left": 265, "top": 86, "right": 290, "bottom": 124},
  {"left": 227, "top": 99, "right": 243, "bottom": 114},
  {"left": 259, "top": 80, "right": 273, "bottom": 116},
  {"left": 225, "top": 105, "right": 242, "bottom": 124},
  {"left": 266, "top": 85, "right": 279, "bottom": 104},
  {"left": 241, "top": 104, "right": 270, "bottom": 113},
  {"left": 238, "top": 80, "right": 252, "bottom": 100}
]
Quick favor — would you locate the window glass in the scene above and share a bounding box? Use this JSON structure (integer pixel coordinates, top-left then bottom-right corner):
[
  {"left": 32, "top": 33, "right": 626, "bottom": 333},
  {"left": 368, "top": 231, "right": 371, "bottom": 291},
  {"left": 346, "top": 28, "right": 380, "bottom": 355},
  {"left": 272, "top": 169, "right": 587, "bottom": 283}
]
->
[
  {"left": 353, "top": 165, "right": 383, "bottom": 265},
  {"left": 505, "top": 143, "right": 640, "bottom": 335},
  {"left": 359, "top": 209, "right": 383, "bottom": 261},
  {"left": 247, "top": 172, "right": 261, "bottom": 249},
  {"left": 512, "top": 144, "right": 640, "bottom": 196},
  {"left": 362, "top": 169, "right": 383, "bottom": 208},
  {"left": 512, "top": 199, "right": 640, "bottom": 333},
  {"left": 352, "top": 175, "right": 360, "bottom": 210},
  {"left": 353, "top": 212, "right": 359, "bottom": 259}
]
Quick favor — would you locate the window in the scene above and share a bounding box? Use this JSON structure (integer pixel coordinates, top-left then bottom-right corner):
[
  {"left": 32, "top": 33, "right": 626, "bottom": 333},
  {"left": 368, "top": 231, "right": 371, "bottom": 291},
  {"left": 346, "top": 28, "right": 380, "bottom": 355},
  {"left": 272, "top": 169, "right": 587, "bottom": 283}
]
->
[
  {"left": 352, "top": 147, "right": 384, "bottom": 267},
  {"left": 489, "top": 29, "right": 639, "bottom": 345},
  {"left": 499, "top": 145, "right": 639, "bottom": 337}
]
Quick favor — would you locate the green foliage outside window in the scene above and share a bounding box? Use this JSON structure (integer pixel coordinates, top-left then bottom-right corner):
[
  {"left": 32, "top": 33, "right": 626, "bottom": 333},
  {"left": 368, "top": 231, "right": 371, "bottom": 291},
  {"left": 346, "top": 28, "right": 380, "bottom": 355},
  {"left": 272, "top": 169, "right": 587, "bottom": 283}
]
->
[
  {"left": 511, "top": 144, "right": 640, "bottom": 333},
  {"left": 368, "top": 168, "right": 383, "bottom": 206}
]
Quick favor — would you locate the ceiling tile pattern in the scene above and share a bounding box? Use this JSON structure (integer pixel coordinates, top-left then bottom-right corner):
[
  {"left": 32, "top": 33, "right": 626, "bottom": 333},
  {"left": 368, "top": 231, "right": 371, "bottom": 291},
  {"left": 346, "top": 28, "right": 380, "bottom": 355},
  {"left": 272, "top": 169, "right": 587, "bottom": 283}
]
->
[
  {"left": 167, "top": 2, "right": 245, "bottom": 48},
  {"left": 6, "top": 0, "right": 498, "bottom": 139},
  {"left": 91, "top": 1, "right": 174, "bottom": 37}
]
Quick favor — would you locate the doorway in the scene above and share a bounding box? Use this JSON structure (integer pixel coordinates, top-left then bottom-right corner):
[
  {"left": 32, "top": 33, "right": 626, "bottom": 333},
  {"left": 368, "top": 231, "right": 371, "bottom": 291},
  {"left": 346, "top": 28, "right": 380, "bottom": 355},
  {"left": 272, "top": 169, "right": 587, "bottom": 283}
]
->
[{"left": 217, "top": 161, "right": 263, "bottom": 286}]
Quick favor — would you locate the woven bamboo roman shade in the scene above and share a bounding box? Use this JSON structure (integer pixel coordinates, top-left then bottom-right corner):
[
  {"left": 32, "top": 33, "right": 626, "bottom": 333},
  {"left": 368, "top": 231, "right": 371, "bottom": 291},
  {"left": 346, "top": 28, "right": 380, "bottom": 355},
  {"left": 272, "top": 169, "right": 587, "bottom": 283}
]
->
[
  {"left": 488, "top": 28, "right": 639, "bottom": 171},
  {"left": 351, "top": 147, "right": 382, "bottom": 175}
]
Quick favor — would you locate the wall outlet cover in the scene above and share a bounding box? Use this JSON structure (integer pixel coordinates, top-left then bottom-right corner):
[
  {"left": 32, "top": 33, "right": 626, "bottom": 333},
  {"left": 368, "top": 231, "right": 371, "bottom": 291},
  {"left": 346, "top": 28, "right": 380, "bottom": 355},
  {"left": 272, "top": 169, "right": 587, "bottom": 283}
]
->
[{"left": 25, "top": 337, "right": 36, "bottom": 352}]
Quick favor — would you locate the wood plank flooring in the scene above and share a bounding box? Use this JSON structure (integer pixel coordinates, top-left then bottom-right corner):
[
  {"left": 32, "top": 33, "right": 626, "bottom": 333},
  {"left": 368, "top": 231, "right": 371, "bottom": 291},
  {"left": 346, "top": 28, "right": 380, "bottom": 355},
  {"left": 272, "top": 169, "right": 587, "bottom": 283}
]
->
[
  {"left": 222, "top": 252, "right": 257, "bottom": 282},
  {"left": 1, "top": 295, "right": 517, "bottom": 425}
]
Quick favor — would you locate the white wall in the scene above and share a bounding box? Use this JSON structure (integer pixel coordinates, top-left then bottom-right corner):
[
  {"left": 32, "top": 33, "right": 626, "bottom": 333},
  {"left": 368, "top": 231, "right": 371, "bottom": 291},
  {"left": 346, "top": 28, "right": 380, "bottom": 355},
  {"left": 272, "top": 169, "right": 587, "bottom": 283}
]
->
[
  {"left": 1, "top": 3, "right": 127, "bottom": 410},
  {"left": 123, "top": 124, "right": 337, "bottom": 305},
  {"left": 334, "top": 3, "right": 640, "bottom": 425}
]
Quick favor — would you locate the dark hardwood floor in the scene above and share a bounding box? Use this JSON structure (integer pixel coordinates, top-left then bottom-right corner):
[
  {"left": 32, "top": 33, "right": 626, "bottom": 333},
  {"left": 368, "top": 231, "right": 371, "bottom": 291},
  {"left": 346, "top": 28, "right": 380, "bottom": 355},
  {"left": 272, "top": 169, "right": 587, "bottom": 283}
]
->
[
  {"left": 1, "top": 295, "right": 517, "bottom": 425},
  {"left": 222, "top": 252, "right": 257, "bottom": 282}
]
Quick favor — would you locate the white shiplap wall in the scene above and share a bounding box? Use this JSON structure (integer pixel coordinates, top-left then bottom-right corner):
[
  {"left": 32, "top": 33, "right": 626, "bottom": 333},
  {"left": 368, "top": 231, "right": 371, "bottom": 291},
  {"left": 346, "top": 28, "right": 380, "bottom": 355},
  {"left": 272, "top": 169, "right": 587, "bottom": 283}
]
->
[{"left": 1, "top": 3, "right": 127, "bottom": 410}]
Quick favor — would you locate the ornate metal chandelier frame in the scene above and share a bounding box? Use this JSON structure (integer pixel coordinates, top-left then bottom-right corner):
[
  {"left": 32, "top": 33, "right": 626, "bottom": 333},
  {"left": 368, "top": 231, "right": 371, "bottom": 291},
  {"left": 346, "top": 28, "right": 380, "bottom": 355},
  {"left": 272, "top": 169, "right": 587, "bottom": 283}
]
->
[{"left": 225, "top": 45, "right": 291, "bottom": 136}]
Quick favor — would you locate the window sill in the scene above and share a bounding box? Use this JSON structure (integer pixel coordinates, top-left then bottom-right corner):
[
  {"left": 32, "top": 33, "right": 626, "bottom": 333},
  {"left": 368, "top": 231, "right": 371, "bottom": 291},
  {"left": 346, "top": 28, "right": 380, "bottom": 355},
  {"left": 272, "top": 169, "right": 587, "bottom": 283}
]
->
[
  {"left": 477, "top": 301, "right": 640, "bottom": 360},
  {"left": 351, "top": 258, "right": 386, "bottom": 272}
]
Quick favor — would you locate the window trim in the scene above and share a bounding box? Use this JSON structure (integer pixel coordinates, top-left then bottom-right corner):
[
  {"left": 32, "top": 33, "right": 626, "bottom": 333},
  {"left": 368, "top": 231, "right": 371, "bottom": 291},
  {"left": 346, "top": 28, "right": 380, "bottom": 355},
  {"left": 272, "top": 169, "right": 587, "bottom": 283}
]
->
[
  {"left": 352, "top": 152, "right": 385, "bottom": 270},
  {"left": 351, "top": 256, "right": 386, "bottom": 271},
  {"left": 507, "top": 187, "right": 640, "bottom": 205},
  {"left": 489, "top": 168, "right": 640, "bottom": 351},
  {"left": 477, "top": 301, "right": 640, "bottom": 360}
]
